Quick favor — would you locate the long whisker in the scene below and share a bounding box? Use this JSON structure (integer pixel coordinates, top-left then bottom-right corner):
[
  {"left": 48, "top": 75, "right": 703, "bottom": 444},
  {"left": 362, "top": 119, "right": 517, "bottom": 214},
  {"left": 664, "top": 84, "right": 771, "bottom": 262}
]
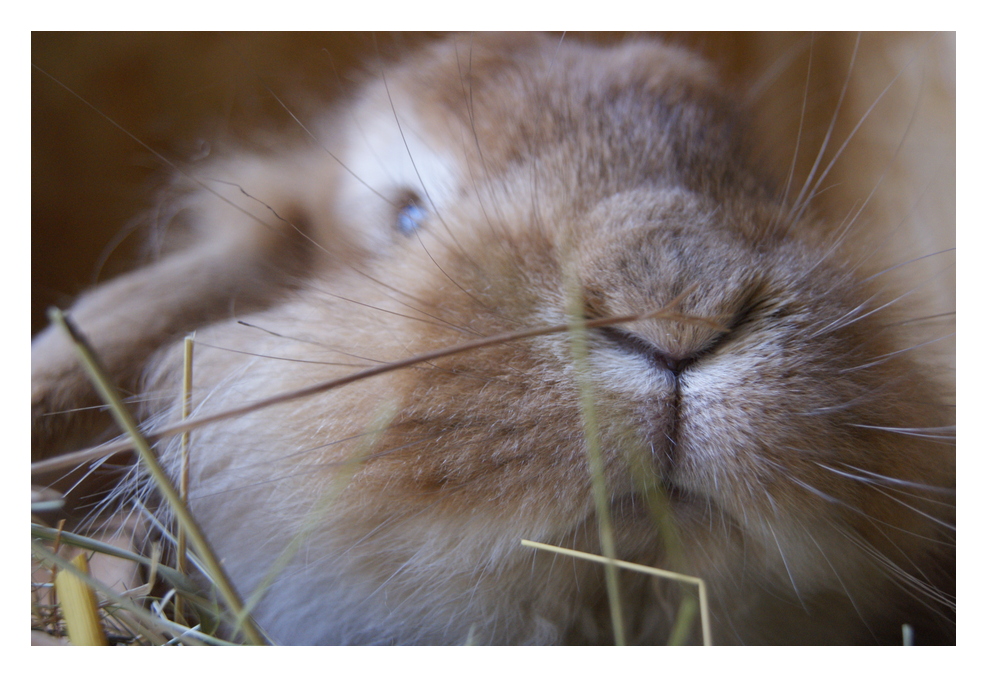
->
[
  {"left": 231, "top": 49, "right": 394, "bottom": 206},
  {"left": 835, "top": 526, "right": 954, "bottom": 614},
  {"left": 838, "top": 333, "right": 954, "bottom": 374},
  {"left": 32, "top": 290, "right": 716, "bottom": 475},
  {"left": 787, "top": 33, "right": 860, "bottom": 229},
  {"left": 375, "top": 41, "right": 488, "bottom": 294},
  {"left": 31, "top": 64, "right": 304, "bottom": 247},
  {"left": 768, "top": 33, "right": 812, "bottom": 233},
  {"left": 815, "top": 462, "right": 955, "bottom": 494}
]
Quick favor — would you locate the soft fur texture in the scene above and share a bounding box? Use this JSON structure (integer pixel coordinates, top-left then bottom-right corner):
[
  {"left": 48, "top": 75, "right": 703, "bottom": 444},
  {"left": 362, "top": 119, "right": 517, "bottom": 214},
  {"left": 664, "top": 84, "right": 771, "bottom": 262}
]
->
[{"left": 32, "top": 33, "right": 955, "bottom": 645}]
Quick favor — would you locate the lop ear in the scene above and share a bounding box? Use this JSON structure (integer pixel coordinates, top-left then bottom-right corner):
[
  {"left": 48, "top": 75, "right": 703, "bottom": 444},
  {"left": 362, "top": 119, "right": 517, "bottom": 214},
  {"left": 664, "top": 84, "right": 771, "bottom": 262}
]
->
[
  {"left": 29, "top": 32, "right": 478, "bottom": 464},
  {"left": 31, "top": 147, "right": 364, "bottom": 461}
]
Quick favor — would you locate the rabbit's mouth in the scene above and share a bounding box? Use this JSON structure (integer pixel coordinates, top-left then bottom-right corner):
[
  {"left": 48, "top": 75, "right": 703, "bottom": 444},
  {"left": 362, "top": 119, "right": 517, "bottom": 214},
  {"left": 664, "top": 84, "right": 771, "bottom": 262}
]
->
[{"left": 653, "top": 481, "right": 707, "bottom": 518}]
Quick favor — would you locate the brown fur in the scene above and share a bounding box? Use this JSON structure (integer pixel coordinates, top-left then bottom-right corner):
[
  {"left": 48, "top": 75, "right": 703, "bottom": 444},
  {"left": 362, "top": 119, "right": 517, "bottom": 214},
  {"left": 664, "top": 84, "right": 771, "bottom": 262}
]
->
[{"left": 32, "top": 33, "right": 954, "bottom": 645}]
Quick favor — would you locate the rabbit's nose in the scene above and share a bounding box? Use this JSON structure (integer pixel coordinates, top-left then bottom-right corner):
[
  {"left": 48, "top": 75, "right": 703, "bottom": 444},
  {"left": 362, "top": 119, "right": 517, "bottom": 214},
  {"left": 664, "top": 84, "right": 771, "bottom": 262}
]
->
[
  {"left": 658, "top": 353, "right": 696, "bottom": 376},
  {"left": 594, "top": 325, "right": 699, "bottom": 378}
]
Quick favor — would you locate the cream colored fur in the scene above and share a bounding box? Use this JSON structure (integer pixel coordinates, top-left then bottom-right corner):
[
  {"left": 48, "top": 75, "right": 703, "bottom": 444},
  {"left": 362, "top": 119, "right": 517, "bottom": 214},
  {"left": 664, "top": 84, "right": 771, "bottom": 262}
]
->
[{"left": 32, "top": 33, "right": 955, "bottom": 645}]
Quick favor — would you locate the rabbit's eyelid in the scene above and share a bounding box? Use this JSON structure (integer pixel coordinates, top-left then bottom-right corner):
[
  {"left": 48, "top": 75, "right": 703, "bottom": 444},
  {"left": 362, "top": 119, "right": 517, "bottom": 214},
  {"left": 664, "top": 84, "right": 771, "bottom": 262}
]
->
[{"left": 396, "top": 202, "right": 427, "bottom": 235}]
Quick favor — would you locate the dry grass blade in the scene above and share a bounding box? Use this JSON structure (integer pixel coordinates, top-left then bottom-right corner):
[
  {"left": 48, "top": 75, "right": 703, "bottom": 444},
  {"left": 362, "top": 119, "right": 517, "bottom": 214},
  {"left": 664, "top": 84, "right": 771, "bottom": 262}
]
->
[
  {"left": 565, "top": 280, "right": 626, "bottom": 645},
  {"left": 175, "top": 334, "right": 194, "bottom": 625},
  {"left": 54, "top": 553, "right": 108, "bottom": 645},
  {"left": 32, "top": 524, "right": 199, "bottom": 595},
  {"left": 520, "top": 539, "right": 713, "bottom": 646},
  {"left": 33, "top": 287, "right": 717, "bottom": 475},
  {"left": 32, "top": 542, "right": 233, "bottom": 645},
  {"left": 31, "top": 485, "right": 65, "bottom": 512},
  {"left": 48, "top": 308, "right": 267, "bottom": 645}
]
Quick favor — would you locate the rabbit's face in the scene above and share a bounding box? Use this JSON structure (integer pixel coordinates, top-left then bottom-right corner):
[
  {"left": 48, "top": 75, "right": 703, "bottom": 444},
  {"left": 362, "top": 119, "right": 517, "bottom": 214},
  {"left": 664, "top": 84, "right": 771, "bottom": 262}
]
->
[
  {"left": 169, "top": 72, "right": 949, "bottom": 642},
  {"left": 33, "top": 33, "right": 954, "bottom": 645},
  {"left": 284, "top": 39, "right": 953, "bottom": 590},
  {"left": 405, "top": 185, "right": 938, "bottom": 551}
]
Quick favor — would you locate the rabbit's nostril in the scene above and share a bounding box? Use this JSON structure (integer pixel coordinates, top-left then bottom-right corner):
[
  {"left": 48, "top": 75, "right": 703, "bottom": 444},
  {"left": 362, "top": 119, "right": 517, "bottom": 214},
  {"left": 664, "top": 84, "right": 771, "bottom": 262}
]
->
[
  {"left": 661, "top": 354, "right": 684, "bottom": 374},
  {"left": 596, "top": 326, "right": 697, "bottom": 377}
]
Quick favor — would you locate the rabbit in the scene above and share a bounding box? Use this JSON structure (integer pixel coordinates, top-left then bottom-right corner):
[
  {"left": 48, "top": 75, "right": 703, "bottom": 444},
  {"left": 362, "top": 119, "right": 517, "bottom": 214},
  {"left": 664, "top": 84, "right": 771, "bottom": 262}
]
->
[{"left": 31, "top": 32, "right": 955, "bottom": 645}]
